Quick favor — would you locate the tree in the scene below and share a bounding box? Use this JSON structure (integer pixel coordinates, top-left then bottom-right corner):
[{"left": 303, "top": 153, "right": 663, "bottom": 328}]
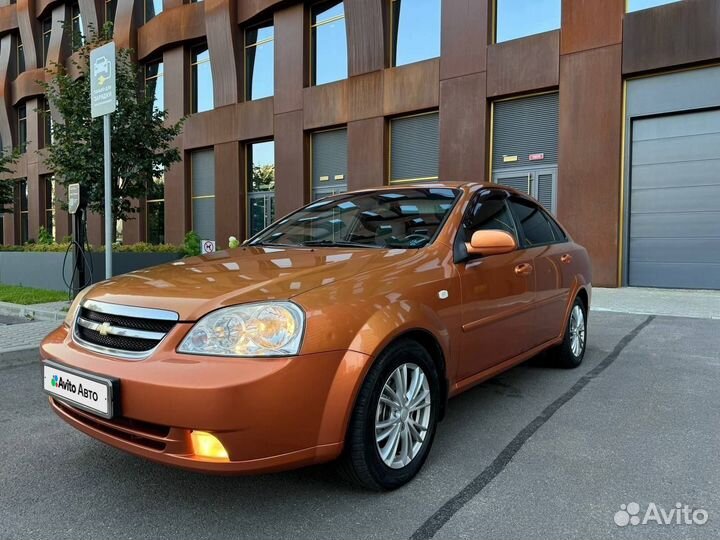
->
[
  {"left": 40, "top": 24, "right": 183, "bottom": 223},
  {"left": 0, "top": 149, "right": 20, "bottom": 215},
  {"left": 251, "top": 164, "right": 275, "bottom": 191}
]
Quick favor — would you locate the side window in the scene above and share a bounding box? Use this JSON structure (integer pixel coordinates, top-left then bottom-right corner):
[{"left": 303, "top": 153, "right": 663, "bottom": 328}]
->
[
  {"left": 509, "top": 198, "right": 557, "bottom": 246},
  {"left": 463, "top": 193, "right": 518, "bottom": 241}
]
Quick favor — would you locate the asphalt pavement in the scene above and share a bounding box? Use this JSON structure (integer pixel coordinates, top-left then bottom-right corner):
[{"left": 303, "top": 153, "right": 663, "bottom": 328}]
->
[{"left": 1, "top": 311, "right": 718, "bottom": 540}]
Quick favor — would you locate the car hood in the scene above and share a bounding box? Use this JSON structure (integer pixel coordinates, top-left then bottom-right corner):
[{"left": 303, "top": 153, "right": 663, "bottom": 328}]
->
[{"left": 83, "top": 246, "right": 417, "bottom": 320}]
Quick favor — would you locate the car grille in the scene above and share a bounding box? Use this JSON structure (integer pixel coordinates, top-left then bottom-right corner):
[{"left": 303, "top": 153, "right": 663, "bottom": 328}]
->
[{"left": 73, "top": 299, "right": 179, "bottom": 360}]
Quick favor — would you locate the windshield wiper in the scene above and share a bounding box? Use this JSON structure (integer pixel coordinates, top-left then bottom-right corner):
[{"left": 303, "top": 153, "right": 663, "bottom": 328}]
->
[{"left": 301, "top": 240, "right": 381, "bottom": 249}]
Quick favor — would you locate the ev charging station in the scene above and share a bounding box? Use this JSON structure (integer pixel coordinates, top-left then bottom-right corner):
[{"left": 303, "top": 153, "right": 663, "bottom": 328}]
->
[{"left": 89, "top": 41, "right": 116, "bottom": 280}]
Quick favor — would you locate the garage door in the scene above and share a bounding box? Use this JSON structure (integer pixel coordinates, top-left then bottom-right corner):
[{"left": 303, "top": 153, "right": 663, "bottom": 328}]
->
[{"left": 629, "top": 109, "right": 720, "bottom": 289}]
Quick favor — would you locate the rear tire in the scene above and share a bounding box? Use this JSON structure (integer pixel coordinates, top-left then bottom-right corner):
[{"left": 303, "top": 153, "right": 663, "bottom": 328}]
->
[
  {"left": 552, "top": 296, "right": 587, "bottom": 369},
  {"left": 338, "top": 339, "right": 440, "bottom": 490}
]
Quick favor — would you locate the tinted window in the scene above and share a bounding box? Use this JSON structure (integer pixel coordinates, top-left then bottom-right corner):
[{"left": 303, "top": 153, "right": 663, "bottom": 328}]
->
[
  {"left": 463, "top": 194, "right": 518, "bottom": 240},
  {"left": 510, "top": 198, "right": 557, "bottom": 246},
  {"left": 251, "top": 188, "right": 459, "bottom": 249}
]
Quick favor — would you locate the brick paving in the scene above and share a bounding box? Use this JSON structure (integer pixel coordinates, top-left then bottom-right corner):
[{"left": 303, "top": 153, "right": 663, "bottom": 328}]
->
[{"left": 0, "top": 320, "right": 62, "bottom": 354}]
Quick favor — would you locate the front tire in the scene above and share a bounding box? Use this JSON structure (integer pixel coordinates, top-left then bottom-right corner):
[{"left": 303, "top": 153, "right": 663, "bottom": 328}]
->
[
  {"left": 552, "top": 297, "right": 587, "bottom": 369},
  {"left": 338, "top": 339, "right": 440, "bottom": 490}
]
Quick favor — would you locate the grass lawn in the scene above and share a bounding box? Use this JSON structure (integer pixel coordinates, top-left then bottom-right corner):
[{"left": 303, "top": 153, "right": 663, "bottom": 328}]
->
[{"left": 0, "top": 284, "right": 68, "bottom": 305}]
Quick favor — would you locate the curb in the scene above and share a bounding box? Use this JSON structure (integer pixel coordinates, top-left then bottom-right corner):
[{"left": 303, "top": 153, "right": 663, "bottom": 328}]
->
[
  {"left": 0, "top": 301, "right": 67, "bottom": 322},
  {"left": 0, "top": 346, "right": 40, "bottom": 368}
]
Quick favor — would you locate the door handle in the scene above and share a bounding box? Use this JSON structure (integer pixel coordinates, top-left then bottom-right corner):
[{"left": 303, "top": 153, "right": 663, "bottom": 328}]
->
[
  {"left": 514, "top": 263, "right": 533, "bottom": 276},
  {"left": 560, "top": 254, "right": 573, "bottom": 264}
]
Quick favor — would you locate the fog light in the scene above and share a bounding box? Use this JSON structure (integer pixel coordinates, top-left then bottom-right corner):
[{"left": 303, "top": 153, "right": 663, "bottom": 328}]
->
[{"left": 190, "top": 431, "right": 229, "bottom": 461}]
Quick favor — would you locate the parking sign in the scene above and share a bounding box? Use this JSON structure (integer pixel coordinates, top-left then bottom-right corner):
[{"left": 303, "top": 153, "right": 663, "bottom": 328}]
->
[{"left": 90, "top": 42, "right": 116, "bottom": 118}]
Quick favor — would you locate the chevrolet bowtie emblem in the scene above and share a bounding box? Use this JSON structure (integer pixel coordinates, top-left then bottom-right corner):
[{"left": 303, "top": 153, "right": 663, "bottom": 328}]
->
[{"left": 98, "top": 322, "right": 112, "bottom": 336}]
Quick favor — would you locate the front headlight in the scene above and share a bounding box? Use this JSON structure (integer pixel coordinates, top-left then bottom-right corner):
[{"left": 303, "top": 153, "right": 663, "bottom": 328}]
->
[
  {"left": 64, "top": 286, "right": 94, "bottom": 326},
  {"left": 177, "top": 302, "right": 305, "bottom": 357}
]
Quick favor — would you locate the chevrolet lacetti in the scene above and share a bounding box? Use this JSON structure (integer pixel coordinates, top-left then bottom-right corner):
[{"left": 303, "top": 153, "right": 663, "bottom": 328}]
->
[{"left": 41, "top": 182, "right": 591, "bottom": 490}]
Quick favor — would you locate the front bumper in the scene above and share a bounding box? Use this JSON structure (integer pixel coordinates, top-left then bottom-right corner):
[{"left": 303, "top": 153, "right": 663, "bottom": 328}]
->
[{"left": 41, "top": 324, "right": 372, "bottom": 474}]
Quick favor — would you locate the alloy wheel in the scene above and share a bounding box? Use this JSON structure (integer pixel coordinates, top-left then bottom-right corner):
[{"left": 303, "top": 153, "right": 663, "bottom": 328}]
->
[
  {"left": 374, "top": 363, "right": 432, "bottom": 469},
  {"left": 569, "top": 304, "right": 586, "bottom": 357}
]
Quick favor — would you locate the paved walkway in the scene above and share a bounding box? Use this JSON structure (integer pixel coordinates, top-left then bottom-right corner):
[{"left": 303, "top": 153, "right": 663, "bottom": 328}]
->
[{"left": 591, "top": 287, "right": 720, "bottom": 320}]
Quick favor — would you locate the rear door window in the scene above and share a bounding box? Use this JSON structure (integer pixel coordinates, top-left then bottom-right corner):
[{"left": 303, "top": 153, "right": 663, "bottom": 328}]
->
[{"left": 509, "top": 198, "right": 559, "bottom": 246}]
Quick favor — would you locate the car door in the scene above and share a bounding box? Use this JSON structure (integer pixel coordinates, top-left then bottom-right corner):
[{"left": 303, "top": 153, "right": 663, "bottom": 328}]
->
[
  {"left": 455, "top": 189, "right": 537, "bottom": 381},
  {"left": 508, "top": 197, "right": 571, "bottom": 346}
]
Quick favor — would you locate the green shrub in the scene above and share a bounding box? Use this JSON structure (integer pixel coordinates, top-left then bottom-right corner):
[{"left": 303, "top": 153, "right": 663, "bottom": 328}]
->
[
  {"left": 37, "top": 226, "right": 54, "bottom": 245},
  {"left": 182, "top": 230, "right": 202, "bottom": 257}
]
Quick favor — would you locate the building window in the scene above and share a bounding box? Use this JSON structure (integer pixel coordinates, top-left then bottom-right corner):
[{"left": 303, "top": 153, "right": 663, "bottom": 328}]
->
[
  {"left": 17, "top": 180, "right": 28, "bottom": 244},
  {"left": 312, "top": 128, "right": 347, "bottom": 200},
  {"left": 16, "top": 34, "right": 24, "bottom": 75},
  {"left": 17, "top": 103, "right": 27, "bottom": 153},
  {"left": 247, "top": 140, "right": 275, "bottom": 236},
  {"left": 41, "top": 17, "right": 52, "bottom": 66},
  {"left": 191, "top": 149, "right": 215, "bottom": 241},
  {"left": 495, "top": 0, "right": 561, "bottom": 43},
  {"left": 144, "top": 60, "right": 164, "bottom": 112},
  {"left": 41, "top": 98, "right": 52, "bottom": 147},
  {"left": 144, "top": 0, "right": 163, "bottom": 22},
  {"left": 105, "top": 0, "right": 117, "bottom": 26},
  {"left": 43, "top": 175, "right": 55, "bottom": 240},
  {"left": 390, "top": 111, "right": 439, "bottom": 183},
  {"left": 244, "top": 21, "right": 274, "bottom": 100},
  {"left": 191, "top": 44, "right": 213, "bottom": 113},
  {"left": 146, "top": 174, "right": 164, "bottom": 244},
  {"left": 71, "top": 3, "right": 84, "bottom": 50},
  {"left": 627, "top": 0, "right": 681, "bottom": 12},
  {"left": 311, "top": 0, "right": 347, "bottom": 86},
  {"left": 390, "top": 0, "right": 441, "bottom": 67}
]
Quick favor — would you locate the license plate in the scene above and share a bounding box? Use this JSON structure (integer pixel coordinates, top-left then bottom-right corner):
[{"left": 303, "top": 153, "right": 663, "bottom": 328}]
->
[{"left": 43, "top": 360, "right": 118, "bottom": 419}]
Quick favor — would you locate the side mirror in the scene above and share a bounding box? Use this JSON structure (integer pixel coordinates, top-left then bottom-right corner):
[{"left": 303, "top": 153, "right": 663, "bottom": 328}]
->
[{"left": 465, "top": 230, "right": 517, "bottom": 257}]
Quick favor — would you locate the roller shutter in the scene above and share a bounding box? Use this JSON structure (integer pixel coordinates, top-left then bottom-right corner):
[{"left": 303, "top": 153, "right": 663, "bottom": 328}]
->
[
  {"left": 390, "top": 112, "right": 439, "bottom": 182},
  {"left": 628, "top": 109, "right": 720, "bottom": 289},
  {"left": 312, "top": 128, "right": 348, "bottom": 199},
  {"left": 191, "top": 149, "right": 215, "bottom": 242}
]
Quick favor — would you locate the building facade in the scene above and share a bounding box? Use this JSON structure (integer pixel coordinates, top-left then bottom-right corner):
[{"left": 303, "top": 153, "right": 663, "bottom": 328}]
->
[{"left": 1, "top": 0, "right": 719, "bottom": 289}]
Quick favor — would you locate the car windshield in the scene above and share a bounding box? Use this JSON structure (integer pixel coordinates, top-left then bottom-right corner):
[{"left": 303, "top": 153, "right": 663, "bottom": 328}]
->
[{"left": 250, "top": 188, "right": 460, "bottom": 249}]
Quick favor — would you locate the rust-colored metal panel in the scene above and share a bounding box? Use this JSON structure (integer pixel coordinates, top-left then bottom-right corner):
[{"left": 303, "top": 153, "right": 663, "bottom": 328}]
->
[
  {"left": 0, "top": 4, "right": 18, "bottom": 34},
  {"left": 274, "top": 110, "right": 306, "bottom": 217},
  {"left": 163, "top": 155, "right": 189, "bottom": 245},
  {"left": 558, "top": 45, "right": 622, "bottom": 287},
  {"left": 347, "top": 116, "right": 386, "bottom": 190},
  {"left": 183, "top": 106, "right": 238, "bottom": 149},
  {"left": 138, "top": 3, "right": 206, "bottom": 61},
  {"left": 439, "top": 72, "right": 487, "bottom": 182},
  {"left": 348, "top": 71, "right": 383, "bottom": 121},
  {"left": 237, "top": 0, "right": 283, "bottom": 24},
  {"left": 16, "top": 0, "right": 38, "bottom": 70},
  {"left": 113, "top": 0, "right": 138, "bottom": 51},
  {"left": 345, "top": 0, "right": 385, "bottom": 76},
  {"left": 440, "top": 0, "right": 488, "bottom": 80},
  {"left": 561, "top": 0, "right": 623, "bottom": 54},
  {"left": 623, "top": 0, "right": 720, "bottom": 75},
  {"left": 237, "top": 97, "right": 274, "bottom": 141},
  {"left": 303, "top": 79, "right": 347, "bottom": 130},
  {"left": 214, "top": 141, "right": 244, "bottom": 243},
  {"left": 205, "top": 0, "right": 242, "bottom": 107},
  {"left": 273, "top": 4, "right": 304, "bottom": 114},
  {"left": 383, "top": 58, "right": 439, "bottom": 116},
  {"left": 487, "top": 30, "right": 559, "bottom": 98},
  {"left": 11, "top": 67, "right": 45, "bottom": 105}
]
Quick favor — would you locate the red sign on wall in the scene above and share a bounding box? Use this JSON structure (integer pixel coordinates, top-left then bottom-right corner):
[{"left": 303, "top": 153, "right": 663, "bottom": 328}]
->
[{"left": 529, "top": 153, "right": 545, "bottom": 161}]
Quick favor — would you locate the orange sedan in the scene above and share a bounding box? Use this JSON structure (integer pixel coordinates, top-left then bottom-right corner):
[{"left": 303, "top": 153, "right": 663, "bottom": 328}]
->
[{"left": 41, "top": 182, "right": 591, "bottom": 490}]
